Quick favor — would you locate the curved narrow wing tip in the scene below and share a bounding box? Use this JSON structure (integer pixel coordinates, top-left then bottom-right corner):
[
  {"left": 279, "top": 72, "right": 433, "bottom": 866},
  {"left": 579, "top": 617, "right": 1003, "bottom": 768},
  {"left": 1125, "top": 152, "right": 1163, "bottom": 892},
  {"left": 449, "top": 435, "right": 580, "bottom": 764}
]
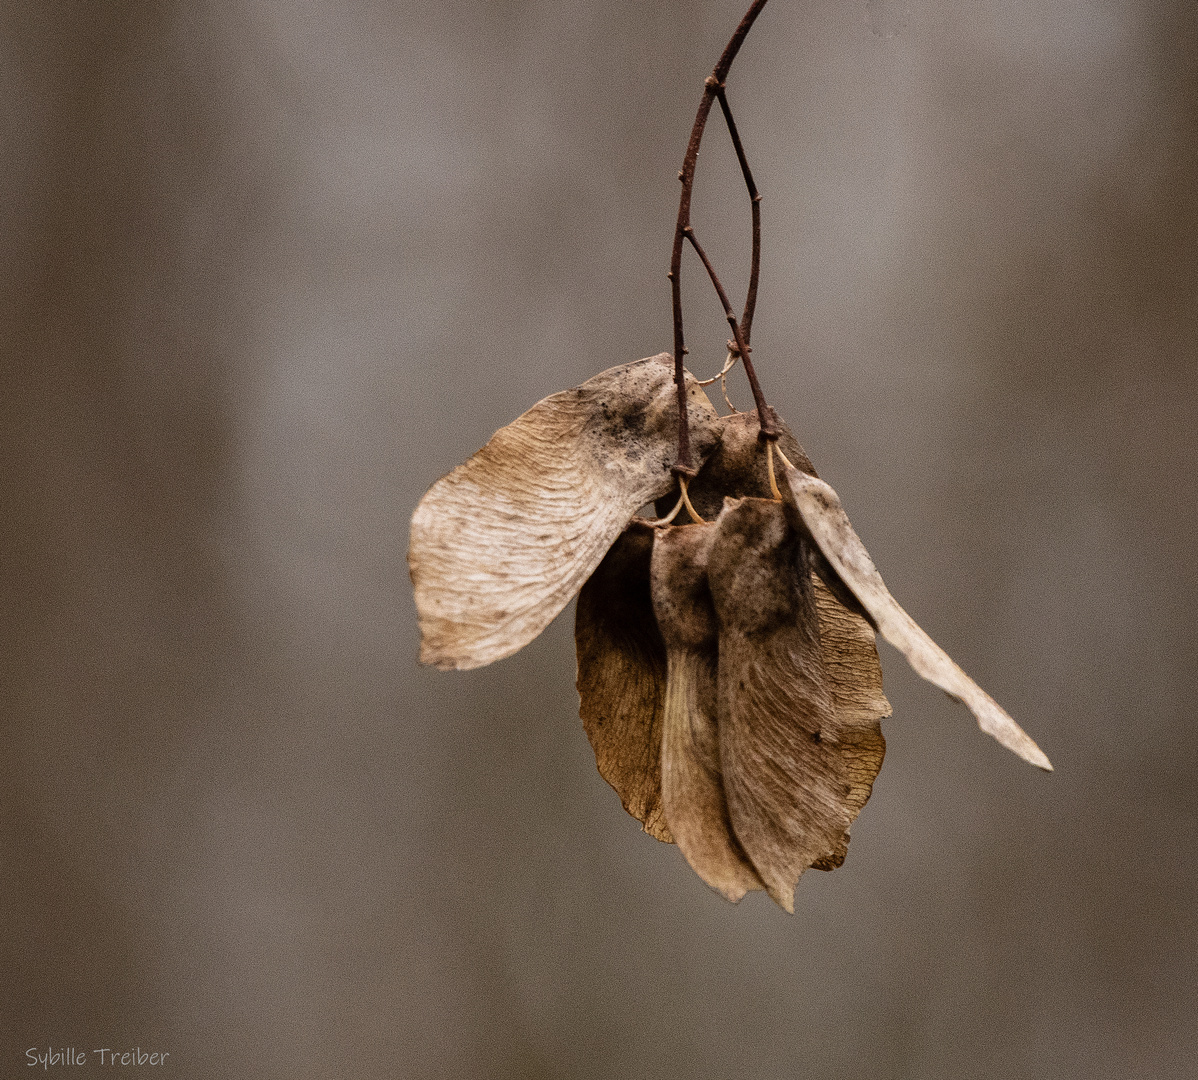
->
[
  {"left": 983, "top": 708, "right": 1054, "bottom": 772},
  {"left": 995, "top": 725, "right": 1053, "bottom": 771},
  {"left": 1028, "top": 747, "right": 1054, "bottom": 772}
]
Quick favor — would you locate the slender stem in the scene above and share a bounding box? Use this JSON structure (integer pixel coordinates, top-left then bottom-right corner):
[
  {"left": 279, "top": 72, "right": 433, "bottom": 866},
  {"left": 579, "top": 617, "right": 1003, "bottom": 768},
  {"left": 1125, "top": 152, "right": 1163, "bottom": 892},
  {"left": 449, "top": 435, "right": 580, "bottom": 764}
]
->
[
  {"left": 668, "top": 87, "right": 717, "bottom": 476},
  {"left": 683, "top": 226, "right": 776, "bottom": 437},
  {"left": 714, "top": 87, "right": 761, "bottom": 346},
  {"left": 669, "top": 0, "right": 772, "bottom": 476}
]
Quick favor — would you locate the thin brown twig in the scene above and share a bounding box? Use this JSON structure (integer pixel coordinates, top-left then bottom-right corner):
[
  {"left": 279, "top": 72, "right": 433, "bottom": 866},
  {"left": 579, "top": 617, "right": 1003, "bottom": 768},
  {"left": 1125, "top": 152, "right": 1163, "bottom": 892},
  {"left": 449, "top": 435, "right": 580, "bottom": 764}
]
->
[
  {"left": 683, "top": 225, "right": 776, "bottom": 438},
  {"left": 714, "top": 87, "right": 762, "bottom": 347},
  {"left": 691, "top": 88, "right": 760, "bottom": 399},
  {"left": 669, "top": 0, "right": 773, "bottom": 476}
]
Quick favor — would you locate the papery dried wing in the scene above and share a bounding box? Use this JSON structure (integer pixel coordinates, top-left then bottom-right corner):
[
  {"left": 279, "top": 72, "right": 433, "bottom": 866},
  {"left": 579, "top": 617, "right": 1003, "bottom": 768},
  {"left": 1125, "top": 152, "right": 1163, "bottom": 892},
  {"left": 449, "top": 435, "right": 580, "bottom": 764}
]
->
[
  {"left": 709, "top": 498, "right": 885, "bottom": 913},
  {"left": 576, "top": 522, "right": 671, "bottom": 842},
  {"left": 781, "top": 464, "right": 1052, "bottom": 771},
  {"left": 410, "top": 354, "right": 720, "bottom": 669},
  {"left": 810, "top": 833, "right": 850, "bottom": 872},
  {"left": 810, "top": 574, "right": 890, "bottom": 866},
  {"left": 651, "top": 525, "right": 763, "bottom": 901},
  {"left": 813, "top": 575, "right": 891, "bottom": 727}
]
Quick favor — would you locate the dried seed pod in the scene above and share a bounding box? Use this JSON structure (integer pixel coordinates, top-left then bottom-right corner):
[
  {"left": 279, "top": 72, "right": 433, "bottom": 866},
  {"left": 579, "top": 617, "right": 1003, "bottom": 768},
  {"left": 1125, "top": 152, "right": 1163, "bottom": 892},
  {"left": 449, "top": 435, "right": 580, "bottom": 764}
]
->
[
  {"left": 410, "top": 354, "right": 720, "bottom": 670},
  {"left": 780, "top": 462, "right": 1052, "bottom": 771},
  {"left": 651, "top": 524, "right": 764, "bottom": 901},
  {"left": 575, "top": 522, "right": 672, "bottom": 841},
  {"left": 664, "top": 408, "right": 893, "bottom": 756},
  {"left": 656, "top": 410, "right": 816, "bottom": 520},
  {"left": 708, "top": 497, "right": 886, "bottom": 912}
]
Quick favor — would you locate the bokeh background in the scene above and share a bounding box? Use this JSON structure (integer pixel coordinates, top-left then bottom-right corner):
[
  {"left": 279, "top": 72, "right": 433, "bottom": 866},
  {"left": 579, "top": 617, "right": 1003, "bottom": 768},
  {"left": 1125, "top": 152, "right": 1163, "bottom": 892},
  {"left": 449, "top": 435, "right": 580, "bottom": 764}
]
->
[{"left": 3, "top": 1, "right": 1195, "bottom": 1077}]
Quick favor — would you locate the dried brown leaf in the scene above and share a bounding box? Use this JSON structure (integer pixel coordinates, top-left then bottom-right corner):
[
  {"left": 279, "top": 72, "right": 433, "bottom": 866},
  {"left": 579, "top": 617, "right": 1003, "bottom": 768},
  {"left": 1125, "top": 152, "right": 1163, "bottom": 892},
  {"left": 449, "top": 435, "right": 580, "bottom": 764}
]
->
[
  {"left": 780, "top": 463, "right": 1052, "bottom": 771},
  {"left": 709, "top": 498, "right": 886, "bottom": 912},
  {"left": 410, "top": 354, "right": 720, "bottom": 670},
  {"left": 575, "top": 522, "right": 672, "bottom": 842},
  {"left": 651, "top": 524, "right": 764, "bottom": 901}
]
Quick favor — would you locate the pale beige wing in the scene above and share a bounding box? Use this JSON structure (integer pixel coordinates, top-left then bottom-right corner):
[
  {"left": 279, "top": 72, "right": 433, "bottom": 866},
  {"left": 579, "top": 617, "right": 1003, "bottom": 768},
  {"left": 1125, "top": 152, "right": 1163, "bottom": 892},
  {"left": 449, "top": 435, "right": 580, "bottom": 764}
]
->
[
  {"left": 651, "top": 524, "right": 763, "bottom": 901},
  {"left": 576, "top": 522, "right": 672, "bottom": 842},
  {"left": 708, "top": 498, "right": 885, "bottom": 913},
  {"left": 781, "top": 464, "right": 1052, "bottom": 771},
  {"left": 410, "top": 354, "right": 719, "bottom": 670}
]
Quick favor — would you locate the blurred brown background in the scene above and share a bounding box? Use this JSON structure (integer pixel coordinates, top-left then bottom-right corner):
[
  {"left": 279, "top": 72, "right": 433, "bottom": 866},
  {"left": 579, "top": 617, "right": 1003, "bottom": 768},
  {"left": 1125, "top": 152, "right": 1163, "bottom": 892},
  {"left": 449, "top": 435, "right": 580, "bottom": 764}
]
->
[{"left": 2, "top": 1, "right": 1195, "bottom": 1077}]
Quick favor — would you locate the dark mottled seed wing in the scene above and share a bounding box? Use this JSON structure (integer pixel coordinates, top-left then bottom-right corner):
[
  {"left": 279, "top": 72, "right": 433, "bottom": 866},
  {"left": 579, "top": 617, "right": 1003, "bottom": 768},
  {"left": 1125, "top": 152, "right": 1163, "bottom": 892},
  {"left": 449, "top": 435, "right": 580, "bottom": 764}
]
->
[
  {"left": 576, "top": 522, "right": 672, "bottom": 842},
  {"left": 659, "top": 410, "right": 889, "bottom": 720},
  {"left": 813, "top": 574, "right": 891, "bottom": 728},
  {"left": 809, "top": 575, "right": 889, "bottom": 868}
]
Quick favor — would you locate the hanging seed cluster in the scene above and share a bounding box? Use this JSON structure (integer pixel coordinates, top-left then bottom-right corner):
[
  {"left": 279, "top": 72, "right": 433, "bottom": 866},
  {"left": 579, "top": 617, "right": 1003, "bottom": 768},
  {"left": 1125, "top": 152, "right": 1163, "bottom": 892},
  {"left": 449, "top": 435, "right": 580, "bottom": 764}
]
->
[{"left": 408, "top": 355, "right": 1050, "bottom": 912}]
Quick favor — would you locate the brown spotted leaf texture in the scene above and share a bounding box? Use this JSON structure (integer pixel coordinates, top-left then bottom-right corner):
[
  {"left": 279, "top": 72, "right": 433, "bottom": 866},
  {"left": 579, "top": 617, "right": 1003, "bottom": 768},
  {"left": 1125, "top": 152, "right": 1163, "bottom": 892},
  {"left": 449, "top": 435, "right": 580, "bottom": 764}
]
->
[{"left": 409, "top": 354, "right": 719, "bottom": 670}]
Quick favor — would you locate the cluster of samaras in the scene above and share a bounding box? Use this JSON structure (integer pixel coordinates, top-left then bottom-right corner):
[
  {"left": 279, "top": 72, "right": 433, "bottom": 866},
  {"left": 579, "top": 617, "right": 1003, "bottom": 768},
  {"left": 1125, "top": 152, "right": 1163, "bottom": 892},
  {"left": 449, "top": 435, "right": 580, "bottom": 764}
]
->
[{"left": 409, "top": 354, "right": 1049, "bottom": 911}]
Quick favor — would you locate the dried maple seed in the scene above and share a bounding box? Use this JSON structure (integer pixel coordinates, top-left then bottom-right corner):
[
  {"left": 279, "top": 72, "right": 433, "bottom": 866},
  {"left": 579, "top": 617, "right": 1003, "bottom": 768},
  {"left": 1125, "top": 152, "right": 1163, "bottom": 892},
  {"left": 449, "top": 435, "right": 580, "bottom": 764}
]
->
[
  {"left": 708, "top": 497, "right": 886, "bottom": 912},
  {"left": 779, "top": 455, "right": 1052, "bottom": 771},
  {"left": 656, "top": 410, "right": 816, "bottom": 520},
  {"left": 651, "top": 523, "right": 764, "bottom": 901},
  {"left": 661, "top": 411, "right": 892, "bottom": 737},
  {"left": 411, "top": 0, "right": 1052, "bottom": 913}
]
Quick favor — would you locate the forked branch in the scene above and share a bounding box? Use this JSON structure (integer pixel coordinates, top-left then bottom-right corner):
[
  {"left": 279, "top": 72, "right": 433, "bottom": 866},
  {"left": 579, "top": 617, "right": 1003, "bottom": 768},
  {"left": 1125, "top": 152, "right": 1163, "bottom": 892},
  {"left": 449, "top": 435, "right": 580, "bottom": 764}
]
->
[
  {"left": 682, "top": 225, "right": 774, "bottom": 438},
  {"left": 669, "top": 0, "right": 775, "bottom": 477}
]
